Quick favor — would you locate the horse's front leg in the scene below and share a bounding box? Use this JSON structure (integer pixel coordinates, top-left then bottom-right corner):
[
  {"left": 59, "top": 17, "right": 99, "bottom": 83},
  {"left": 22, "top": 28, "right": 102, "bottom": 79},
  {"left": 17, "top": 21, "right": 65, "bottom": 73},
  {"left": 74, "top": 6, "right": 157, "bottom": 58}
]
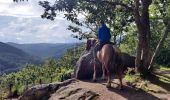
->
[
  {"left": 118, "top": 73, "right": 123, "bottom": 90},
  {"left": 93, "top": 63, "right": 97, "bottom": 82}
]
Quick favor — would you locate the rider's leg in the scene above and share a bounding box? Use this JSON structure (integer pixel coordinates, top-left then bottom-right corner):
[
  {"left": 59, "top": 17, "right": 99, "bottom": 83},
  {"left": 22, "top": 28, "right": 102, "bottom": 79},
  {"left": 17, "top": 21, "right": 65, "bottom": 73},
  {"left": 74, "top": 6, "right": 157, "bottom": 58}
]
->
[{"left": 109, "top": 41, "right": 115, "bottom": 45}]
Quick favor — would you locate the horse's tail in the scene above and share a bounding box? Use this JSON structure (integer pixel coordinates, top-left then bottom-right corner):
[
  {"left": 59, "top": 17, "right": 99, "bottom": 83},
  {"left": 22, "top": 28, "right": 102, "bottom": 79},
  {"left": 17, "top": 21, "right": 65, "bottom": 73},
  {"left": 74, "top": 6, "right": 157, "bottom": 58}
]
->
[
  {"left": 110, "top": 46, "right": 123, "bottom": 74},
  {"left": 115, "top": 49, "right": 126, "bottom": 75},
  {"left": 108, "top": 45, "right": 116, "bottom": 73}
]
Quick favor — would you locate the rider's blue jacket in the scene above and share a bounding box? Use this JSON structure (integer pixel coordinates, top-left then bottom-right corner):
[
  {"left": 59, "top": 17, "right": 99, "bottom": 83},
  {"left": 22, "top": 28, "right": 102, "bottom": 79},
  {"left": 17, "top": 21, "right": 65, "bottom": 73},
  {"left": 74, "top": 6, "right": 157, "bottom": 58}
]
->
[{"left": 98, "top": 24, "right": 111, "bottom": 43}]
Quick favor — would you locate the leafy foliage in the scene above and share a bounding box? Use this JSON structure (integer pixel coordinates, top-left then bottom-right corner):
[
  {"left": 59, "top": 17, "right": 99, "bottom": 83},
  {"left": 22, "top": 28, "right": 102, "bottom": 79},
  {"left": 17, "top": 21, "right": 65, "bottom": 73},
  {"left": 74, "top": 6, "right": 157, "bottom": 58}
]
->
[
  {"left": 39, "top": 0, "right": 134, "bottom": 43},
  {"left": 0, "top": 42, "right": 42, "bottom": 73},
  {"left": 156, "top": 49, "right": 170, "bottom": 67},
  {"left": 13, "top": 0, "right": 28, "bottom": 2},
  {"left": 0, "top": 44, "right": 85, "bottom": 98}
]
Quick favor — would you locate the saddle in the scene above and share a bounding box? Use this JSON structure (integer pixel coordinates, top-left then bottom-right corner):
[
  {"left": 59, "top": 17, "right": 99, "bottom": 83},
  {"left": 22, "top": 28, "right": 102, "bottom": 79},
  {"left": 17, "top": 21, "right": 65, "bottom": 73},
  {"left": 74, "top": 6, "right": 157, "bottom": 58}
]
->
[{"left": 95, "top": 41, "right": 115, "bottom": 51}]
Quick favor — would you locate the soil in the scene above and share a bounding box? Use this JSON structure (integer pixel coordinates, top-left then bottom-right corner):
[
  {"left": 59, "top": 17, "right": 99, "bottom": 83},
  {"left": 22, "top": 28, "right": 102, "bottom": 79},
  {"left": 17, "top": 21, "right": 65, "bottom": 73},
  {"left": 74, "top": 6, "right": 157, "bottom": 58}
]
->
[{"left": 60, "top": 79, "right": 170, "bottom": 100}]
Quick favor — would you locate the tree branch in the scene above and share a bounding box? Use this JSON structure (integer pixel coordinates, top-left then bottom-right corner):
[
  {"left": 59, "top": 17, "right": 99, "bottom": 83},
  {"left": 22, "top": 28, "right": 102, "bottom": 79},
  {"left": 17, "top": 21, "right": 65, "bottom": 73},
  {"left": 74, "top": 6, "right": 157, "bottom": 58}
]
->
[
  {"left": 84, "top": 0, "right": 133, "bottom": 11},
  {"left": 148, "top": 20, "right": 170, "bottom": 69}
]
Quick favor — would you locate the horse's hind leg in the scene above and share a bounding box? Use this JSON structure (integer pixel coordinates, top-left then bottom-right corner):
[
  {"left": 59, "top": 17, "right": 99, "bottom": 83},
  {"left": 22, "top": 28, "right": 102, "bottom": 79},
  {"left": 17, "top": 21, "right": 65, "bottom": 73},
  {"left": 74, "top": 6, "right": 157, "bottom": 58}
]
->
[
  {"left": 101, "top": 64, "right": 106, "bottom": 80},
  {"left": 106, "top": 66, "right": 111, "bottom": 88}
]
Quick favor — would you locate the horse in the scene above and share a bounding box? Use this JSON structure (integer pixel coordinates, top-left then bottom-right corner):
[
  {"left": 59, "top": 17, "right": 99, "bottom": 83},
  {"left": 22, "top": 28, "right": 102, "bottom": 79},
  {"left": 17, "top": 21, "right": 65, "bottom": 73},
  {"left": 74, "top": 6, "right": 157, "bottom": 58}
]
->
[{"left": 86, "top": 38, "right": 124, "bottom": 89}]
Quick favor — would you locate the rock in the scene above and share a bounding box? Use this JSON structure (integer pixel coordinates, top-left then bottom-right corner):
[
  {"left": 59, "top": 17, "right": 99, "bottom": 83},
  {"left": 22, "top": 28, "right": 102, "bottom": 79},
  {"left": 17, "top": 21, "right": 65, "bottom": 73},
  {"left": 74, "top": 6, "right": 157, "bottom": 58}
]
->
[
  {"left": 19, "top": 79, "right": 77, "bottom": 100},
  {"left": 19, "top": 79, "right": 99, "bottom": 100},
  {"left": 18, "top": 78, "right": 168, "bottom": 100},
  {"left": 75, "top": 50, "right": 102, "bottom": 80},
  {"left": 49, "top": 87, "right": 99, "bottom": 100}
]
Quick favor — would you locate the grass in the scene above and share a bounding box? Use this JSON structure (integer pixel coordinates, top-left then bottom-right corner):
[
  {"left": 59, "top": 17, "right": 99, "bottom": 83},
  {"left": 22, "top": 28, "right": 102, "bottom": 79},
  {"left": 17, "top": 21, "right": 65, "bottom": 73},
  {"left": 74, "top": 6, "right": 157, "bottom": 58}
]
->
[
  {"left": 159, "top": 65, "right": 170, "bottom": 71},
  {"left": 124, "top": 65, "right": 170, "bottom": 93},
  {"left": 155, "top": 74, "right": 170, "bottom": 84},
  {"left": 124, "top": 74, "right": 140, "bottom": 83}
]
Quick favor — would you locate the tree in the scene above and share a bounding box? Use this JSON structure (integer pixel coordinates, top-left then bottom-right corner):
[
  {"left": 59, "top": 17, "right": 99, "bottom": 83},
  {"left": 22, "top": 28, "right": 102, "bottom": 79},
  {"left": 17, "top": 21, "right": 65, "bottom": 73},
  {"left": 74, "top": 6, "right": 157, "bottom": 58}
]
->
[
  {"left": 134, "top": 0, "right": 170, "bottom": 76},
  {"left": 13, "top": 0, "right": 28, "bottom": 2},
  {"left": 39, "top": 0, "right": 170, "bottom": 77},
  {"left": 148, "top": 20, "right": 170, "bottom": 69},
  {"left": 39, "top": 0, "right": 133, "bottom": 44}
]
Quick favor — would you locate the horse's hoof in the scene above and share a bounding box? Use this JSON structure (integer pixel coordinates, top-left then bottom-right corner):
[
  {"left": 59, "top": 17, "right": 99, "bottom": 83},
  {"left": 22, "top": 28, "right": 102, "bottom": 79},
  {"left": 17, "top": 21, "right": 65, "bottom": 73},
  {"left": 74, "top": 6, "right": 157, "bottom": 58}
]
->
[
  {"left": 119, "top": 86, "right": 123, "bottom": 90},
  {"left": 101, "top": 77, "right": 106, "bottom": 80},
  {"left": 101, "top": 78, "right": 106, "bottom": 81},
  {"left": 93, "top": 79, "right": 97, "bottom": 82}
]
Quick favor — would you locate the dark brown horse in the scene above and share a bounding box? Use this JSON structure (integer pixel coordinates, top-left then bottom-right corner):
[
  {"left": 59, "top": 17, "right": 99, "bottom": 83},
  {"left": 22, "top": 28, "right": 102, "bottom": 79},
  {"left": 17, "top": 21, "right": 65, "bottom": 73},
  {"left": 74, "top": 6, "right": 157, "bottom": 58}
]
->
[{"left": 86, "top": 38, "right": 124, "bottom": 89}]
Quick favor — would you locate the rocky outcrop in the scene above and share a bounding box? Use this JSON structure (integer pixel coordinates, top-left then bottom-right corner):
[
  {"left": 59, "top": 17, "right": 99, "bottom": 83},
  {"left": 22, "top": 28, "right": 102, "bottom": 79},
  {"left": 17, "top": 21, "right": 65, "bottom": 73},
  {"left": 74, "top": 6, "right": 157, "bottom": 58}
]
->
[
  {"left": 19, "top": 79, "right": 77, "bottom": 100},
  {"left": 19, "top": 78, "right": 165, "bottom": 100},
  {"left": 75, "top": 49, "right": 136, "bottom": 80},
  {"left": 75, "top": 50, "right": 102, "bottom": 80},
  {"left": 19, "top": 79, "right": 99, "bottom": 100},
  {"left": 49, "top": 86, "right": 99, "bottom": 100}
]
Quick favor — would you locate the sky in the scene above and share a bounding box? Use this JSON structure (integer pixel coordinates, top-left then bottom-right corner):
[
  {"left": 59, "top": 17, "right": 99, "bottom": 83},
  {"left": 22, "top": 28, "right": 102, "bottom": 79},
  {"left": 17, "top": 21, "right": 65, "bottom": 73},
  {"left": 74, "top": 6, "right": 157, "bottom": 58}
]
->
[{"left": 0, "top": 0, "right": 83, "bottom": 43}]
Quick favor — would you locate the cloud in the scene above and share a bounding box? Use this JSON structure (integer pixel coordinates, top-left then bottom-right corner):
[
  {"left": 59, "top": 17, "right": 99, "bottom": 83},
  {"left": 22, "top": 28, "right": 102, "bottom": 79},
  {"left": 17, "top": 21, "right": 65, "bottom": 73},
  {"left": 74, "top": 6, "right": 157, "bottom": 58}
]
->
[
  {"left": 0, "top": 0, "right": 44, "bottom": 17},
  {"left": 0, "top": 0, "right": 82, "bottom": 43},
  {"left": 0, "top": 16, "right": 81, "bottom": 43}
]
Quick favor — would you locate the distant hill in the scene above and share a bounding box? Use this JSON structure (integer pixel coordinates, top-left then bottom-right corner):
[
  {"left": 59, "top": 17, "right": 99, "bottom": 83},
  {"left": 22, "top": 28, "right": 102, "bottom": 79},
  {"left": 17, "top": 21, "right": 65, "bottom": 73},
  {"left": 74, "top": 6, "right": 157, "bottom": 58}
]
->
[
  {"left": 7, "top": 42, "right": 82, "bottom": 60},
  {"left": 0, "top": 42, "right": 41, "bottom": 73},
  {"left": 0, "top": 42, "right": 82, "bottom": 74}
]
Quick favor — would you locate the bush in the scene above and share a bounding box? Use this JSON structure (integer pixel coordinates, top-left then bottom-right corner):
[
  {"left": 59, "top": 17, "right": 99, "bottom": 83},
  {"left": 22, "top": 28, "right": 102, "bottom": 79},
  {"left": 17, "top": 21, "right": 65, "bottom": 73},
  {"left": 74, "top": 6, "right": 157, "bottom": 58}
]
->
[{"left": 156, "top": 49, "right": 170, "bottom": 67}]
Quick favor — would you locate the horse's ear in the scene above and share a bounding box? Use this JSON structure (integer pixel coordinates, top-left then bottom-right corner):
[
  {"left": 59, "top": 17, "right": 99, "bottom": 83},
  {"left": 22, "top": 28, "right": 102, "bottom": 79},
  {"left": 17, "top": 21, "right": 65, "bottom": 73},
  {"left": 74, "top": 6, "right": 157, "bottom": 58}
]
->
[{"left": 86, "top": 39, "right": 91, "bottom": 51}]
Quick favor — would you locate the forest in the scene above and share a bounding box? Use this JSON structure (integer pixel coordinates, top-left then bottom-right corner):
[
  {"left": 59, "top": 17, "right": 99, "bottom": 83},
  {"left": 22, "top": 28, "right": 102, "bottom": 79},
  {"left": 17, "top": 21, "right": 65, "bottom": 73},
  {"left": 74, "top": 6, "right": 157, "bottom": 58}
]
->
[{"left": 0, "top": 45, "right": 85, "bottom": 99}]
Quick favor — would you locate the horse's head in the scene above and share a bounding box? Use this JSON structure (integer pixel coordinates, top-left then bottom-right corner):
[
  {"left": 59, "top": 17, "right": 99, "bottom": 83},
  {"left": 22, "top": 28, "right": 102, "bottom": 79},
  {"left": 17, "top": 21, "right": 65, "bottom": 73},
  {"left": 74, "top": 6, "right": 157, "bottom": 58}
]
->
[{"left": 86, "top": 38, "right": 97, "bottom": 51}]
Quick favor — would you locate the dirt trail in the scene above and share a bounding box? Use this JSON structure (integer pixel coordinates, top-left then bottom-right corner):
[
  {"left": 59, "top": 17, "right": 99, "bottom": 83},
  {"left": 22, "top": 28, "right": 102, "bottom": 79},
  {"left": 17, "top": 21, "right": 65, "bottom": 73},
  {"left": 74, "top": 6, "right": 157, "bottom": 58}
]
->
[{"left": 66, "top": 79, "right": 170, "bottom": 100}]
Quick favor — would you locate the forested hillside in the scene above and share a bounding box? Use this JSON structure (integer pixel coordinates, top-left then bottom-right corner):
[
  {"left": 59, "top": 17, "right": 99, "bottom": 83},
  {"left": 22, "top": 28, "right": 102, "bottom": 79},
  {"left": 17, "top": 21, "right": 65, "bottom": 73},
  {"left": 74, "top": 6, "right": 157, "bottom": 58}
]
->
[
  {"left": 8, "top": 42, "right": 82, "bottom": 60},
  {"left": 0, "top": 42, "right": 82, "bottom": 73},
  {"left": 0, "top": 42, "right": 41, "bottom": 73},
  {"left": 0, "top": 44, "right": 85, "bottom": 98}
]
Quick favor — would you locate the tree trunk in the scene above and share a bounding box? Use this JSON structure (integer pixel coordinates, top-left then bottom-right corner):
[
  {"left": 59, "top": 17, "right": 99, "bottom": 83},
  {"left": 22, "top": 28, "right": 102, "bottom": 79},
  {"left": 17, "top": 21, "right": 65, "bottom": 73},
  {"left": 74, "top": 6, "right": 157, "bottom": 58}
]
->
[
  {"left": 118, "top": 30, "right": 122, "bottom": 47},
  {"left": 9, "top": 83, "right": 13, "bottom": 97},
  {"left": 26, "top": 81, "right": 28, "bottom": 90},
  {"left": 148, "top": 20, "right": 170, "bottom": 69},
  {"left": 50, "top": 77, "right": 53, "bottom": 83},
  {"left": 134, "top": 0, "right": 143, "bottom": 72},
  {"left": 113, "top": 33, "right": 117, "bottom": 44},
  {"left": 134, "top": 0, "right": 152, "bottom": 77},
  {"left": 140, "top": 0, "right": 152, "bottom": 76}
]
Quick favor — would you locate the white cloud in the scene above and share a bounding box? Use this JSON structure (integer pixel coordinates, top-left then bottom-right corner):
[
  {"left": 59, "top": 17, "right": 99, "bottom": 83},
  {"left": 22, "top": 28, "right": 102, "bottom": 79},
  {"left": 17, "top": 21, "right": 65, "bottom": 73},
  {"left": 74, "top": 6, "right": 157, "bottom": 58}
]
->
[
  {"left": 0, "top": 0, "right": 83, "bottom": 43},
  {"left": 0, "top": 0, "right": 64, "bottom": 18},
  {"left": 0, "top": 15, "right": 80, "bottom": 43}
]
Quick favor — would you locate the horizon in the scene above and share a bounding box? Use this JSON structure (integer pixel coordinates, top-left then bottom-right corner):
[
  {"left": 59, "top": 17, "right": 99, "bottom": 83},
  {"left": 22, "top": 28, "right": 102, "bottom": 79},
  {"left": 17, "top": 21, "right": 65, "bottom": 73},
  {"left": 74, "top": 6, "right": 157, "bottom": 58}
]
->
[{"left": 5, "top": 41, "right": 84, "bottom": 44}]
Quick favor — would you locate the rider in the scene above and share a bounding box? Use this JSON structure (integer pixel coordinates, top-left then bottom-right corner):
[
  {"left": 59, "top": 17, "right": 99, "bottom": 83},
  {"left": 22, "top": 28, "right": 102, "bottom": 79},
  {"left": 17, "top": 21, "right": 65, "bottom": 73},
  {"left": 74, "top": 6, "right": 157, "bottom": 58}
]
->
[{"left": 95, "top": 20, "right": 111, "bottom": 51}]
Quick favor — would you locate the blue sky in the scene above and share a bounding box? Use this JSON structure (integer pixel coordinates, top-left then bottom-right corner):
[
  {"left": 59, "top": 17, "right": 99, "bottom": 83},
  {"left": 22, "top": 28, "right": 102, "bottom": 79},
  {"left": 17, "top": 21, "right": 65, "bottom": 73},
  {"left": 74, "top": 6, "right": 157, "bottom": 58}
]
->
[{"left": 0, "top": 0, "right": 83, "bottom": 43}]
